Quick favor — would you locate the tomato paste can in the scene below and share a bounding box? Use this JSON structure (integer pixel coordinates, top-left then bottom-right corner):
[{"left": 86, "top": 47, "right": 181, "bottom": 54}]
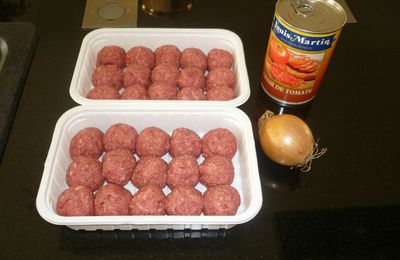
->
[{"left": 261, "top": 0, "right": 347, "bottom": 105}]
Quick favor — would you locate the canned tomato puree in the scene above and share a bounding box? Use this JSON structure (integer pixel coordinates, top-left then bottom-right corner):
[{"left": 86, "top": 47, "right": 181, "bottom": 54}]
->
[{"left": 261, "top": 0, "right": 347, "bottom": 105}]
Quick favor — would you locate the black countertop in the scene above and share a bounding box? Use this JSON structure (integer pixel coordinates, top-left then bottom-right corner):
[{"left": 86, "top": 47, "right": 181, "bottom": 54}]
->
[{"left": 1, "top": 0, "right": 400, "bottom": 258}]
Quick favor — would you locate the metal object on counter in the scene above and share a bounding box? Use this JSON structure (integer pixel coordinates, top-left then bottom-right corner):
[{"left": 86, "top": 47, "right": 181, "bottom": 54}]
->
[
  {"left": 261, "top": 0, "right": 346, "bottom": 106},
  {"left": 82, "top": 0, "right": 137, "bottom": 29},
  {"left": 141, "top": 0, "right": 192, "bottom": 17}
]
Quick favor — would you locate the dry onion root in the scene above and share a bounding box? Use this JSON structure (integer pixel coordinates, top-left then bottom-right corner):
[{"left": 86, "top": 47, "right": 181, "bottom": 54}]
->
[{"left": 258, "top": 110, "right": 327, "bottom": 172}]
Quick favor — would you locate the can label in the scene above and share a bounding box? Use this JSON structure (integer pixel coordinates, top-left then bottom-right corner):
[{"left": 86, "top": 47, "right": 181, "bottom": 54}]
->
[{"left": 261, "top": 15, "right": 342, "bottom": 105}]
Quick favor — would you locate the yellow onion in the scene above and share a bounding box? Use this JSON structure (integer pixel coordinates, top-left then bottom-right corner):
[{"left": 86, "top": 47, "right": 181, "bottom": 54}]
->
[{"left": 258, "top": 111, "right": 326, "bottom": 172}]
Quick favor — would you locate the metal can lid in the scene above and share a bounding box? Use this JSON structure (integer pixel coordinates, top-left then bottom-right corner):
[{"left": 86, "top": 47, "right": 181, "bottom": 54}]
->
[{"left": 276, "top": 0, "right": 347, "bottom": 34}]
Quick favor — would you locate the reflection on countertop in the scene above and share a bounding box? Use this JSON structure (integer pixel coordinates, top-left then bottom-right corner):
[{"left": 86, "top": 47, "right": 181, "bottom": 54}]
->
[{"left": 0, "top": 36, "right": 7, "bottom": 73}]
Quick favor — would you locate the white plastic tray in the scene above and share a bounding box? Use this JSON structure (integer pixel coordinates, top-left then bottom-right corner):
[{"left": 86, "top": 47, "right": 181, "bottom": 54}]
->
[
  {"left": 69, "top": 28, "right": 250, "bottom": 107},
  {"left": 36, "top": 106, "right": 262, "bottom": 231}
]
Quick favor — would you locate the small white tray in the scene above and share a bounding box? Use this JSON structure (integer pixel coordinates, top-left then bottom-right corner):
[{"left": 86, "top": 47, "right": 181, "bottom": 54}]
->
[{"left": 69, "top": 28, "right": 250, "bottom": 107}]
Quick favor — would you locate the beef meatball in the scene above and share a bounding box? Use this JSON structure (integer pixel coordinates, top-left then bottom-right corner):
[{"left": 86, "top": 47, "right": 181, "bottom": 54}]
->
[
  {"left": 92, "top": 65, "right": 123, "bottom": 89},
  {"left": 87, "top": 85, "right": 120, "bottom": 100},
  {"left": 103, "top": 123, "right": 138, "bottom": 152},
  {"left": 69, "top": 127, "right": 104, "bottom": 159},
  {"left": 94, "top": 183, "right": 132, "bottom": 216},
  {"left": 180, "top": 48, "right": 207, "bottom": 71},
  {"left": 165, "top": 185, "right": 203, "bottom": 215},
  {"left": 206, "top": 67, "right": 235, "bottom": 90},
  {"left": 206, "top": 85, "right": 235, "bottom": 101},
  {"left": 123, "top": 64, "right": 151, "bottom": 87},
  {"left": 66, "top": 156, "right": 104, "bottom": 192},
  {"left": 125, "top": 46, "right": 155, "bottom": 69},
  {"left": 136, "top": 127, "right": 170, "bottom": 157},
  {"left": 151, "top": 63, "right": 180, "bottom": 87},
  {"left": 148, "top": 82, "right": 177, "bottom": 100},
  {"left": 203, "top": 185, "right": 240, "bottom": 215},
  {"left": 199, "top": 155, "right": 234, "bottom": 187},
  {"left": 120, "top": 84, "right": 148, "bottom": 100},
  {"left": 169, "top": 128, "right": 202, "bottom": 158},
  {"left": 202, "top": 128, "right": 237, "bottom": 159},
  {"left": 129, "top": 184, "right": 166, "bottom": 215},
  {"left": 177, "top": 67, "right": 206, "bottom": 90},
  {"left": 177, "top": 87, "right": 206, "bottom": 101},
  {"left": 167, "top": 155, "right": 199, "bottom": 189},
  {"left": 155, "top": 44, "right": 181, "bottom": 67},
  {"left": 96, "top": 45, "right": 126, "bottom": 69},
  {"left": 56, "top": 185, "right": 94, "bottom": 216},
  {"left": 131, "top": 156, "right": 168, "bottom": 189},
  {"left": 207, "top": 48, "right": 234, "bottom": 70},
  {"left": 102, "top": 149, "right": 136, "bottom": 186}
]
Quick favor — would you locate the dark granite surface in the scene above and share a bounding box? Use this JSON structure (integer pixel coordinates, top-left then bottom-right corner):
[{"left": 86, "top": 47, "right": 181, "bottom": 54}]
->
[
  {"left": 0, "top": 22, "right": 37, "bottom": 160},
  {"left": 0, "top": 0, "right": 399, "bottom": 259}
]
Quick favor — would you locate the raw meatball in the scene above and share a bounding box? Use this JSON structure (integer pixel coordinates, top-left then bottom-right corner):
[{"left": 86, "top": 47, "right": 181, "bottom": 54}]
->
[
  {"left": 102, "top": 149, "right": 136, "bottom": 186},
  {"left": 206, "top": 85, "right": 235, "bottom": 101},
  {"left": 123, "top": 64, "right": 151, "bottom": 87},
  {"left": 148, "top": 82, "right": 177, "bottom": 100},
  {"left": 129, "top": 184, "right": 166, "bottom": 215},
  {"left": 169, "top": 128, "right": 202, "bottom": 158},
  {"left": 69, "top": 127, "right": 104, "bottom": 159},
  {"left": 125, "top": 46, "right": 155, "bottom": 69},
  {"left": 155, "top": 44, "right": 181, "bottom": 67},
  {"left": 103, "top": 123, "right": 138, "bottom": 152},
  {"left": 177, "top": 87, "right": 206, "bottom": 100},
  {"left": 202, "top": 128, "right": 237, "bottom": 159},
  {"left": 206, "top": 68, "right": 235, "bottom": 90},
  {"left": 92, "top": 65, "right": 123, "bottom": 89},
  {"left": 199, "top": 155, "right": 234, "bottom": 187},
  {"left": 94, "top": 183, "right": 132, "bottom": 216},
  {"left": 96, "top": 45, "right": 126, "bottom": 69},
  {"left": 66, "top": 156, "right": 104, "bottom": 192},
  {"left": 151, "top": 63, "right": 180, "bottom": 86},
  {"left": 121, "top": 84, "right": 148, "bottom": 100},
  {"left": 177, "top": 67, "right": 206, "bottom": 90},
  {"left": 165, "top": 185, "right": 203, "bottom": 215},
  {"left": 87, "top": 85, "right": 120, "bottom": 100},
  {"left": 136, "top": 127, "right": 170, "bottom": 157},
  {"left": 203, "top": 185, "right": 240, "bottom": 216},
  {"left": 207, "top": 48, "right": 234, "bottom": 70},
  {"left": 131, "top": 156, "right": 167, "bottom": 189},
  {"left": 180, "top": 48, "right": 207, "bottom": 71},
  {"left": 56, "top": 185, "right": 94, "bottom": 216},
  {"left": 167, "top": 155, "right": 199, "bottom": 189}
]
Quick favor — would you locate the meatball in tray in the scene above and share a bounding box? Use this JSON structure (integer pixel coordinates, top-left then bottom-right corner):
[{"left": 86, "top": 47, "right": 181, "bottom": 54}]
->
[
  {"left": 36, "top": 106, "right": 262, "bottom": 231},
  {"left": 69, "top": 28, "right": 250, "bottom": 107}
]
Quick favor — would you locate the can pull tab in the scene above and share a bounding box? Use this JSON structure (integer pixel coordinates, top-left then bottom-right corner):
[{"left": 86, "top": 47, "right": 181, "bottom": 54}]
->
[{"left": 290, "top": 0, "right": 314, "bottom": 17}]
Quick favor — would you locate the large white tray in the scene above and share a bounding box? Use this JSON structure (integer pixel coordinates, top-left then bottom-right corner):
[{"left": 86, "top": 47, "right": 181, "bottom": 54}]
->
[{"left": 36, "top": 106, "right": 262, "bottom": 231}]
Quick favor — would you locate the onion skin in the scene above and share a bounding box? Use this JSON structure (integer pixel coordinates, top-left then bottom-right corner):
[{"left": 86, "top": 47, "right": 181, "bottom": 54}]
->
[{"left": 259, "top": 114, "right": 314, "bottom": 166}]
